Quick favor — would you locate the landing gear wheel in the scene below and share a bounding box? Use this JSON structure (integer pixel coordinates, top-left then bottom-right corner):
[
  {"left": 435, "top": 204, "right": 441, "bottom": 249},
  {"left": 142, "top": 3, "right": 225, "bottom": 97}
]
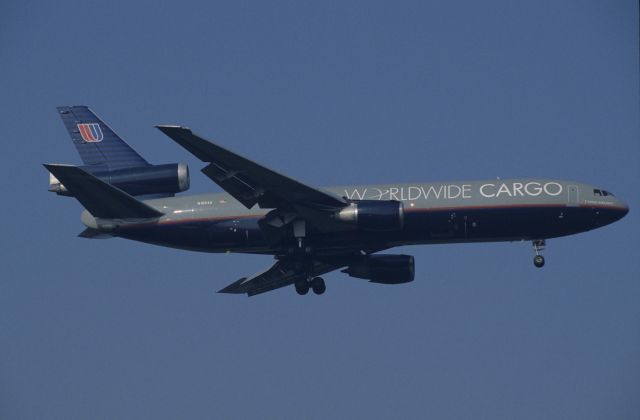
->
[
  {"left": 532, "top": 240, "right": 546, "bottom": 268},
  {"left": 295, "top": 280, "right": 310, "bottom": 295},
  {"left": 311, "top": 277, "right": 326, "bottom": 295}
]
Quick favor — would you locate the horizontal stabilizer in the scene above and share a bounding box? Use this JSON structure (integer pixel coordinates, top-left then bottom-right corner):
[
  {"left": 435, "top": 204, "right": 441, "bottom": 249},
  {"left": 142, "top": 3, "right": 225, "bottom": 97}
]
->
[{"left": 43, "top": 164, "right": 163, "bottom": 219}]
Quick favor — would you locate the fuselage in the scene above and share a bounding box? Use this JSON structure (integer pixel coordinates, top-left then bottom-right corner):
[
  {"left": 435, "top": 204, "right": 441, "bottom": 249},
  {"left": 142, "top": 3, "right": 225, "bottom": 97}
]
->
[{"left": 83, "top": 179, "right": 628, "bottom": 255}]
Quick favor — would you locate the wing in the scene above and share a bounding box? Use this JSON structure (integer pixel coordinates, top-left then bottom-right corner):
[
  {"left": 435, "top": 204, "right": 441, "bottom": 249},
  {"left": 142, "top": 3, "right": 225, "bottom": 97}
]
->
[
  {"left": 218, "top": 259, "right": 341, "bottom": 297},
  {"left": 155, "top": 125, "right": 346, "bottom": 210}
]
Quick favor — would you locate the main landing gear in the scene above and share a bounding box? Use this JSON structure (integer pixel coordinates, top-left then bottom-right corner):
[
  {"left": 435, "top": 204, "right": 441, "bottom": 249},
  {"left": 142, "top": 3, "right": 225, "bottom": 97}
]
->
[
  {"left": 532, "top": 239, "right": 546, "bottom": 268},
  {"left": 295, "top": 277, "right": 326, "bottom": 296}
]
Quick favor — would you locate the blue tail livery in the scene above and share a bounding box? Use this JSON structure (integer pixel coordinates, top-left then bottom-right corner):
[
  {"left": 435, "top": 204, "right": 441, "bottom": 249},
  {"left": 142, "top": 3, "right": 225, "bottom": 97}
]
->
[
  {"left": 50, "top": 106, "right": 190, "bottom": 198},
  {"left": 57, "top": 105, "right": 149, "bottom": 170}
]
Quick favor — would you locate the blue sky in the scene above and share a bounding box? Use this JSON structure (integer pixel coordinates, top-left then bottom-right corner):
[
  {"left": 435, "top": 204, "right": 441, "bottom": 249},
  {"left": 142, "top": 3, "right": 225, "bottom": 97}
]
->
[{"left": 1, "top": 1, "right": 639, "bottom": 418}]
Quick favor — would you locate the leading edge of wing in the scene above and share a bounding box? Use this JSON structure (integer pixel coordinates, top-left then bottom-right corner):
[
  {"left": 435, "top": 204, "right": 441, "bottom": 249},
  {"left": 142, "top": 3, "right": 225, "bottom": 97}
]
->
[
  {"left": 155, "top": 125, "right": 346, "bottom": 210},
  {"left": 218, "top": 261, "right": 298, "bottom": 297}
]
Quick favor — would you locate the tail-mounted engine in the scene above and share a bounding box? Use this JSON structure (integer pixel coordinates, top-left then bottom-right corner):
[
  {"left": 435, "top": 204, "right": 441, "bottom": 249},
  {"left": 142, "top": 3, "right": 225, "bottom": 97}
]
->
[
  {"left": 334, "top": 200, "right": 404, "bottom": 231},
  {"left": 343, "top": 254, "right": 415, "bottom": 284},
  {"left": 49, "top": 163, "right": 190, "bottom": 197}
]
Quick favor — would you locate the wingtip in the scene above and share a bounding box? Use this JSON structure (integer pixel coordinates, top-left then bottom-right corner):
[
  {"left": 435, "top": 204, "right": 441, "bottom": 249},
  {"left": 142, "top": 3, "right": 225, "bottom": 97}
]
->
[
  {"left": 217, "top": 288, "right": 244, "bottom": 295},
  {"left": 57, "top": 105, "right": 88, "bottom": 110},
  {"left": 43, "top": 163, "right": 60, "bottom": 172},
  {"left": 156, "top": 124, "right": 190, "bottom": 131},
  {"left": 43, "top": 163, "right": 73, "bottom": 167},
  {"left": 217, "top": 277, "right": 248, "bottom": 294},
  {"left": 43, "top": 163, "right": 77, "bottom": 173}
]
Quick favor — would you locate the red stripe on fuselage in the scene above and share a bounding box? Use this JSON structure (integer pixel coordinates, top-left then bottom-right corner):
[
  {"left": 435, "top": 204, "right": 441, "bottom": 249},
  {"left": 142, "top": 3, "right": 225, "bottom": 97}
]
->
[
  {"left": 157, "top": 213, "right": 261, "bottom": 225},
  {"left": 407, "top": 203, "right": 626, "bottom": 212},
  {"left": 118, "top": 202, "right": 626, "bottom": 230},
  {"left": 404, "top": 203, "right": 567, "bottom": 212}
]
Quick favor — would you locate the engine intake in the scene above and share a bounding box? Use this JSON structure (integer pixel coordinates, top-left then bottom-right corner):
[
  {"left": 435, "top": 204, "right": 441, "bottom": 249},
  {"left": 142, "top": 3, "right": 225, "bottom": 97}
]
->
[
  {"left": 49, "top": 163, "right": 190, "bottom": 197},
  {"left": 335, "top": 200, "right": 404, "bottom": 231},
  {"left": 343, "top": 254, "right": 415, "bottom": 284}
]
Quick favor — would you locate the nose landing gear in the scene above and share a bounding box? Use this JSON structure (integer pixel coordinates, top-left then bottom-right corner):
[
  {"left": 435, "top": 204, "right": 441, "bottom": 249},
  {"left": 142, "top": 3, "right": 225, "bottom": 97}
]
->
[{"left": 532, "top": 239, "right": 546, "bottom": 268}]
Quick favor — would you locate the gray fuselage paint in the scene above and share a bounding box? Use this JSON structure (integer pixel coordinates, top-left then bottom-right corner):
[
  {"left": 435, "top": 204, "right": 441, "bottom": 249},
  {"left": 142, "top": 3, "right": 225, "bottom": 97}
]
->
[{"left": 82, "top": 179, "right": 628, "bottom": 254}]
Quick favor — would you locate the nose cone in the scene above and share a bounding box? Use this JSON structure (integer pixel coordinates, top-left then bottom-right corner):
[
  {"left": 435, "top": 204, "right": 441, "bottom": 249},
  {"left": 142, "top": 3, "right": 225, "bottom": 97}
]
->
[
  {"left": 618, "top": 201, "right": 630, "bottom": 219},
  {"left": 596, "top": 200, "right": 629, "bottom": 227}
]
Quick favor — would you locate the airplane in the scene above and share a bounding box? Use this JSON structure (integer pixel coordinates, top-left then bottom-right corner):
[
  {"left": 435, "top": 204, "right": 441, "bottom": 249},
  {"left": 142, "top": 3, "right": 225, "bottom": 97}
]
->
[{"left": 45, "top": 106, "right": 629, "bottom": 297}]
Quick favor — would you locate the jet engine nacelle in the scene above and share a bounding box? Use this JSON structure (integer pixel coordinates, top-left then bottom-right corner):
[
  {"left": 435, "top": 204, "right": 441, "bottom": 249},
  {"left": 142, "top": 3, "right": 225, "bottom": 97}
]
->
[
  {"left": 343, "top": 254, "right": 415, "bottom": 284},
  {"left": 49, "top": 163, "right": 190, "bottom": 197},
  {"left": 335, "top": 200, "right": 404, "bottom": 231}
]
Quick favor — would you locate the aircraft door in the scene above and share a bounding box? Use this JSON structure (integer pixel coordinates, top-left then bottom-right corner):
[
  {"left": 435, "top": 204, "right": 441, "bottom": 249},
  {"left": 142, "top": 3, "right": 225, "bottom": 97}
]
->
[{"left": 567, "top": 185, "right": 579, "bottom": 206}]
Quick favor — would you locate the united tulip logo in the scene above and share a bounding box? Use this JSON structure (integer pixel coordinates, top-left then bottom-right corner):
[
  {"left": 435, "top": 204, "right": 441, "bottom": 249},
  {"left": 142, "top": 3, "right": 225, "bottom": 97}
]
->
[{"left": 77, "top": 123, "right": 103, "bottom": 142}]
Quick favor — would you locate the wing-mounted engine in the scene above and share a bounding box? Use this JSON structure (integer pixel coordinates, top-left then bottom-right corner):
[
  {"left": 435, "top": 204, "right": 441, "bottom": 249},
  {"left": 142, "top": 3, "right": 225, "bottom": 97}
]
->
[
  {"left": 343, "top": 254, "right": 415, "bottom": 284},
  {"left": 335, "top": 200, "right": 404, "bottom": 231},
  {"left": 49, "top": 163, "right": 190, "bottom": 197}
]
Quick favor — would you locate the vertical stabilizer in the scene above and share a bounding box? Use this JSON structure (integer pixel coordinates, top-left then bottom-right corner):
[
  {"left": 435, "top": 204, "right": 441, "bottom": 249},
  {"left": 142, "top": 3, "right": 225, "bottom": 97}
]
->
[{"left": 57, "top": 106, "right": 149, "bottom": 170}]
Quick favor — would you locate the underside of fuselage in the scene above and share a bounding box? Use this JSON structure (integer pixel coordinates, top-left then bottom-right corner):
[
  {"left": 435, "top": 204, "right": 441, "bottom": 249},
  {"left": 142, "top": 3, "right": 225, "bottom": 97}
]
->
[{"left": 114, "top": 204, "right": 627, "bottom": 255}]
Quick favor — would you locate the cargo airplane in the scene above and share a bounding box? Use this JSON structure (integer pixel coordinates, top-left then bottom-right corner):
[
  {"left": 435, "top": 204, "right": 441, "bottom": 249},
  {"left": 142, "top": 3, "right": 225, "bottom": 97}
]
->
[{"left": 45, "top": 106, "right": 629, "bottom": 296}]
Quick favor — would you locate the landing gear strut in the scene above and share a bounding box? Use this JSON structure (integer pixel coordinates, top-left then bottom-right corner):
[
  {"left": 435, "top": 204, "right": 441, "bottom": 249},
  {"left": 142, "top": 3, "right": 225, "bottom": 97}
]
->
[
  {"left": 532, "top": 239, "right": 546, "bottom": 268},
  {"left": 295, "top": 277, "right": 326, "bottom": 296}
]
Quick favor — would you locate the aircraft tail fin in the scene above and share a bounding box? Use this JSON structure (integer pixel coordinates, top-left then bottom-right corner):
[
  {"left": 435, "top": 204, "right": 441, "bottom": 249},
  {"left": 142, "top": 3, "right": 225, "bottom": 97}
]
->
[
  {"left": 56, "top": 106, "right": 149, "bottom": 170},
  {"left": 43, "top": 164, "right": 163, "bottom": 219}
]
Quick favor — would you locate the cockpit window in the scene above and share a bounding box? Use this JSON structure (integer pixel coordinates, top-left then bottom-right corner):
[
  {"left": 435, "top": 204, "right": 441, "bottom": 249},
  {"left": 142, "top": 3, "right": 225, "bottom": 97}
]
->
[{"left": 594, "top": 189, "right": 615, "bottom": 197}]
